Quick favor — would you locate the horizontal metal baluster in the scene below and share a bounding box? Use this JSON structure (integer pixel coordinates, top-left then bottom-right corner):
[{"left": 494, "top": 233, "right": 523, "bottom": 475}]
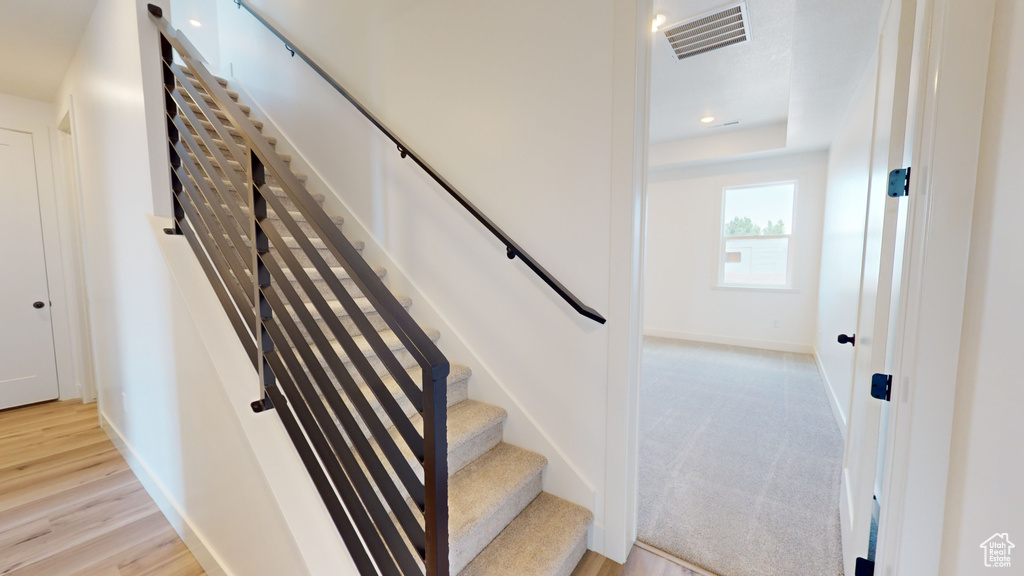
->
[
  {"left": 258, "top": 266, "right": 426, "bottom": 509},
  {"left": 260, "top": 250, "right": 427, "bottom": 550},
  {"left": 167, "top": 62, "right": 249, "bottom": 168},
  {"left": 166, "top": 86, "right": 251, "bottom": 232},
  {"left": 257, "top": 210, "right": 424, "bottom": 456},
  {"left": 257, "top": 185, "right": 424, "bottom": 414},
  {"left": 172, "top": 151, "right": 255, "bottom": 309},
  {"left": 171, "top": 117, "right": 252, "bottom": 268},
  {"left": 173, "top": 166, "right": 257, "bottom": 334},
  {"left": 262, "top": 383, "right": 378, "bottom": 576},
  {"left": 263, "top": 331, "right": 411, "bottom": 576},
  {"left": 174, "top": 218, "right": 258, "bottom": 367},
  {"left": 152, "top": 21, "right": 447, "bottom": 379}
]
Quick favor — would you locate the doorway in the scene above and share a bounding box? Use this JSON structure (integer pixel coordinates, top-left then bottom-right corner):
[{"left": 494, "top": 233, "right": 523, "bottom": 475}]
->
[
  {"left": 633, "top": 0, "right": 911, "bottom": 574},
  {"left": 0, "top": 126, "right": 60, "bottom": 410}
]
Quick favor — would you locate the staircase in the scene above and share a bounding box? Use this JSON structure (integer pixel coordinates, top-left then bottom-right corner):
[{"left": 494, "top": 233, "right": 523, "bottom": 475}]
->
[{"left": 151, "top": 9, "right": 592, "bottom": 576}]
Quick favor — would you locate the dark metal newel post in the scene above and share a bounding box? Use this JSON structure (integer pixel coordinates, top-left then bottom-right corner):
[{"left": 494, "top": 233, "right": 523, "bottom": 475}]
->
[
  {"left": 160, "top": 33, "right": 183, "bottom": 235},
  {"left": 250, "top": 149, "right": 275, "bottom": 410},
  {"left": 423, "top": 370, "right": 450, "bottom": 576}
]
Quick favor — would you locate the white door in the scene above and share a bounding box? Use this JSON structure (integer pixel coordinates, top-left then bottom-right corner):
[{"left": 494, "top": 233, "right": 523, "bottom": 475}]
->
[
  {"left": 840, "top": 0, "right": 918, "bottom": 573},
  {"left": 0, "top": 128, "right": 59, "bottom": 410}
]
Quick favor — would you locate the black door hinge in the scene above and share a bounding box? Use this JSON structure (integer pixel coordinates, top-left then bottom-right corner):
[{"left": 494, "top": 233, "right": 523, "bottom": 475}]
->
[
  {"left": 856, "top": 558, "right": 875, "bottom": 576},
  {"left": 888, "top": 167, "right": 911, "bottom": 197},
  {"left": 871, "top": 373, "right": 893, "bottom": 402}
]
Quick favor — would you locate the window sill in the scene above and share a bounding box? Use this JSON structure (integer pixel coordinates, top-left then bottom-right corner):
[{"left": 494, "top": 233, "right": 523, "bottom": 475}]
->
[{"left": 713, "top": 284, "right": 800, "bottom": 293}]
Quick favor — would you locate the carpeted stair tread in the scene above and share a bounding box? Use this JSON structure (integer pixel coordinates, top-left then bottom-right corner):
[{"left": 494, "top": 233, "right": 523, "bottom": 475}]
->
[
  {"left": 282, "top": 264, "right": 386, "bottom": 286},
  {"left": 199, "top": 175, "right": 324, "bottom": 205},
  {"left": 458, "top": 492, "right": 592, "bottom": 576},
  {"left": 189, "top": 150, "right": 307, "bottom": 184},
  {"left": 449, "top": 443, "right": 547, "bottom": 575},
  {"left": 182, "top": 68, "right": 228, "bottom": 87},
  {"left": 288, "top": 293, "right": 412, "bottom": 323},
  {"left": 302, "top": 326, "right": 441, "bottom": 371},
  {"left": 185, "top": 100, "right": 261, "bottom": 129},
  {"left": 355, "top": 399, "right": 508, "bottom": 501}
]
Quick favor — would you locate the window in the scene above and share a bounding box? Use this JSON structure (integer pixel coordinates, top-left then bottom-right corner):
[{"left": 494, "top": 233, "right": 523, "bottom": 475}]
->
[{"left": 719, "top": 182, "right": 796, "bottom": 288}]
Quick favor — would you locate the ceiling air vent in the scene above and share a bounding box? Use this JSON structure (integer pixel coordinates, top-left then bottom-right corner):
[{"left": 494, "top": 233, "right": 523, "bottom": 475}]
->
[{"left": 663, "top": 3, "right": 750, "bottom": 61}]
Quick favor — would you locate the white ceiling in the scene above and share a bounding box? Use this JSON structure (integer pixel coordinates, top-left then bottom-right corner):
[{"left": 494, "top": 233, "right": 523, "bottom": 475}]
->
[
  {"left": 649, "top": 0, "right": 795, "bottom": 145},
  {"left": 649, "top": 0, "right": 883, "bottom": 160},
  {"left": 0, "top": 0, "right": 99, "bottom": 102}
]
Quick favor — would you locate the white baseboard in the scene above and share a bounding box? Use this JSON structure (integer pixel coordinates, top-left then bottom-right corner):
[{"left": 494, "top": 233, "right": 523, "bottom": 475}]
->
[
  {"left": 100, "top": 413, "right": 229, "bottom": 576},
  {"left": 813, "top": 349, "right": 848, "bottom": 441},
  {"left": 643, "top": 328, "right": 814, "bottom": 354}
]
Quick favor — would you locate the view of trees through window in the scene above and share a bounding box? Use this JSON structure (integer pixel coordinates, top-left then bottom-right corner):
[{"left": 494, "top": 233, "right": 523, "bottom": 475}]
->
[
  {"left": 720, "top": 183, "right": 796, "bottom": 287},
  {"left": 724, "top": 216, "right": 787, "bottom": 236}
]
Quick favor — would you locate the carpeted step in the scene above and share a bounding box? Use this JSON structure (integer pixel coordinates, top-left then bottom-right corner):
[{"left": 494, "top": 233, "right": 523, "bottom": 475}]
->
[
  {"left": 352, "top": 398, "right": 507, "bottom": 526},
  {"left": 189, "top": 150, "right": 307, "bottom": 184},
  {"left": 227, "top": 205, "right": 341, "bottom": 239},
  {"left": 182, "top": 68, "right": 228, "bottom": 87},
  {"left": 186, "top": 121, "right": 277, "bottom": 148},
  {"left": 288, "top": 293, "right": 412, "bottom": 335},
  {"left": 185, "top": 100, "right": 263, "bottom": 130},
  {"left": 457, "top": 492, "right": 592, "bottom": 576},
  {"left": 297, "top": 327, "right": 442, "bottom": 387},
  {"left": 197, "top": 175, "right": 323, "bottom": 212},
  {"left": 280, "top": 264, "right": 387, "bottom": 298},
  {"left": 448, "top": 443, "right": 547, "bottom": 575}
]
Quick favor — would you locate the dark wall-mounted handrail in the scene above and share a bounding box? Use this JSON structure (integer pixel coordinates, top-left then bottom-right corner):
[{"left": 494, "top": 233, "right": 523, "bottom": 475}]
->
[{"left": 230, "top": 0, "right": 606, "bottom": 324}]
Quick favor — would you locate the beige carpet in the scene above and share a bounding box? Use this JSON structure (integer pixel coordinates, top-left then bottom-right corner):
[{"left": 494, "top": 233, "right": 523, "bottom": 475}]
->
[{"left": 637, "top": 337, "right": 844, "bottom": 576}]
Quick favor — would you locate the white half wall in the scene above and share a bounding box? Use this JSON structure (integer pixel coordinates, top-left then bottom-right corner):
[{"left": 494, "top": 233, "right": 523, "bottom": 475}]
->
[
  {"left": 643, "top": 151, "right": 828, "bottom": 353},
  {"left": 940, "top": 1, "right": 1024, "bottom": 572},
  {"left": 814, "top": 63, "right": 878, "bottom": 432},
  {"left": 50, "top": 1, "right": 323, "bottom": 573}
]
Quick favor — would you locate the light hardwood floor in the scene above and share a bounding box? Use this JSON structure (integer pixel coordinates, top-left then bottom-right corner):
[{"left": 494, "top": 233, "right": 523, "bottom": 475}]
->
[
  {"left": 0, "top": 400, "right": 205, "bottom": 576},
  {"left": 572, "top": 542, "right": 713, "bottom": 576}
]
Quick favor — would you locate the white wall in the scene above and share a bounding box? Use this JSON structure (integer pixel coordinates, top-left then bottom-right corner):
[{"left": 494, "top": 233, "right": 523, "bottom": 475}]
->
[
  {"left": 643, "top": 151, "right": 828, "bottom": 353},
  {"left": 204, "top": 0, "right": 645, "bottom": 556},
  {"left": 814, "top": 64, "right": 877, "bottom": 430},
  {"left": 940, "top": 1, "right": 1024, "bottom": 573},
  {"left": 52, "top": 1, "right": 312, "bottom": 573}
]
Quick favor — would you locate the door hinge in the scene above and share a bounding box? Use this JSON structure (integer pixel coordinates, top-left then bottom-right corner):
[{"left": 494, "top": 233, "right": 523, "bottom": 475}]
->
[
  {"left": 871, "top": 373, "right": 893, "bottom": 401},
  {"left": 888, "top": 167, "right": 911, "bottom": 197},
  {"left": 856, "top": 557, "right": 876, "bottom": 576}
]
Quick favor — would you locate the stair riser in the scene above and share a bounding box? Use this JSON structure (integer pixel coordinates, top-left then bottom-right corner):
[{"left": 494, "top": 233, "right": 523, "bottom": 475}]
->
[{"left": 451, "top": 470, "right": 543, "bottom": 575}]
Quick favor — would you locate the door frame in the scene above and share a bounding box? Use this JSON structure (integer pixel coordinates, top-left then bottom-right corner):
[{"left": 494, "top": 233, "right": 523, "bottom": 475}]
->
[
  {"left": 0, "top": 112, "right": 79, "bottom": 403},
  {"left": 602, "top": 0, "right": 996, "bottom": 568},
  {"left": 876, "top": 0, "right": 995, "bottom": 572}
]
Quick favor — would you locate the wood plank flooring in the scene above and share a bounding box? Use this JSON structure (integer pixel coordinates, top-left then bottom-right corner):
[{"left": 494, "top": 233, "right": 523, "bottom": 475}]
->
[
  {"left": 572, "top": 542, "right": 714, "bottom": 576},
  {"left": 0, "top": 400, "right": 205, "bottom": 576}
]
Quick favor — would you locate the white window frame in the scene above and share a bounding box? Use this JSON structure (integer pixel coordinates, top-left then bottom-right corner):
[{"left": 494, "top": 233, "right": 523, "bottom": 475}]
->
[{"left": 717, "top": 180, "right": 798, "bottom": 290}]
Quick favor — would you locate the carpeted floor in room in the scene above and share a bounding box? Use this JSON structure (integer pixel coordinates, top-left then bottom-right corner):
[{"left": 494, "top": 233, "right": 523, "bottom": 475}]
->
[{"left": 637, "top": 337, "right": 845, "bottom": 576}]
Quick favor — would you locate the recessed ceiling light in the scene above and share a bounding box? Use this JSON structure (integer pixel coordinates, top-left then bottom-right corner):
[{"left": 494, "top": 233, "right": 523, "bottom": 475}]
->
[
  {"left": 189, "top": 18, "right": 202, "bottom": 27},
  {"left": 652, "top": 14, "right": 667, "bottom": 32},
  {"left": 700, "top": 116, "right": 716, "bottom": 124}
]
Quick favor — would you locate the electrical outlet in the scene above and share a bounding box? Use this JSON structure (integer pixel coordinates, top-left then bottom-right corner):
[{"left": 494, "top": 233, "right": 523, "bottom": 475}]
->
[
  {"left": 122, "top": 392, "right": 128, "bottom": 413},
  {"left": 771, "top": 319, "right": 781, "bottom": 328}
]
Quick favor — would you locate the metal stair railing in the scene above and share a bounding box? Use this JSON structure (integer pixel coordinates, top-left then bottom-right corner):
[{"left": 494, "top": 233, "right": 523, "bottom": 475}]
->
[{"left": 148, "top": 6, "right": 450, "bottom": 575}]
